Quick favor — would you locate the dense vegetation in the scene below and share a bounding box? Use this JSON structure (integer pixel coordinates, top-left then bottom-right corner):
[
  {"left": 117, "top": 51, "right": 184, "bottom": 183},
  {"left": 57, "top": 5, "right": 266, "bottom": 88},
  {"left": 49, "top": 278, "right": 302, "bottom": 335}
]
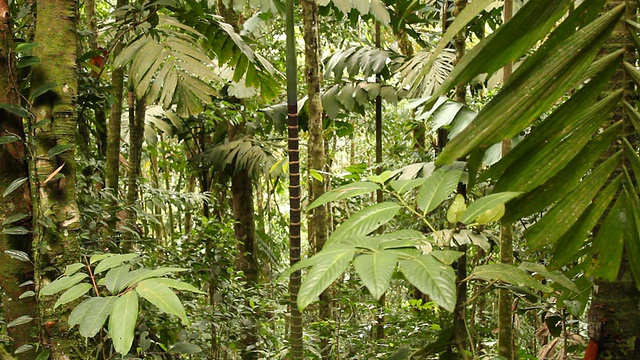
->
[{"left": 1, "top": 0, "right": 640, "bottom": 359}]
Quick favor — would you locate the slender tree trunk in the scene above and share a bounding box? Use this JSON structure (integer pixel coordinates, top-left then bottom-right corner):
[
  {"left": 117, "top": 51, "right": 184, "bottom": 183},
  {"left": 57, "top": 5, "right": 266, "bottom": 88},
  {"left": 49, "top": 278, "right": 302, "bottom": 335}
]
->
[
  {"left": 124, "top": 95, "right": 145, "bottom": 248},
  {"left": 0, "top": 5, "right": 37, "bottom": 358},
  {"left": 586, "top": 2, "right": 640, "bottom": 359},
  {"left": 286, "top": 0, "right": 303, "bottom": 356},
  {"left": 85, "top": 0, "right": 106, "bottom": 158},
  {"left": 30, "top": 0, "right": 82, "bottom": 356},
  {"left": 497, "top": 2, "right": 515, "bottom": 359},
  {"left": 301, "top": 0, "right": 331, "bottom": 357}
]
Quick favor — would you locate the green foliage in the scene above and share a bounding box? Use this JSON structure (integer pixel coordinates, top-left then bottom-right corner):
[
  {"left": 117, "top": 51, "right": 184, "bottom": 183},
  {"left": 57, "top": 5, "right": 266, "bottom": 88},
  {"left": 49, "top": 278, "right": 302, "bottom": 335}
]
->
[{"left": 39, "top": 254, "right": 204, "bottom": 355}]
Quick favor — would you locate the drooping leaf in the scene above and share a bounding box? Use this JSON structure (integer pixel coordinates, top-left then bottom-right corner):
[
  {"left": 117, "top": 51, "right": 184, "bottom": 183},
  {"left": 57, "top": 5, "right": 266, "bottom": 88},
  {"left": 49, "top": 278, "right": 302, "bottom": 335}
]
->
[
  {"left": 298, "top": 247, "right": 355, "bottom": 311},
  {"left": 2, "top": 177, "right": 28, "bottom": 197},
  {"left": 53, "top": 283, "right": 92, "bottom": 309},
  {"left": 93, "top": 254, "right": 138, "bottom": 274},
  {"left": 399, "top": 254, "right": 456, "bottom": 312},
  {"left": 307, "top": 182, "right": 379, "bottom": 211},
  {"left": 40, "top": 273, "right": 88, "bottom": 297},
  {"left": 586, "top": 195, "right": 626, "bottom": 281},
  {"left": 136, "top": 279, "right": 189, "bottom": 325},
  {"left": 416, "top": 162, "right": 465, "bottom": 215},
  {"left": 436, "top": 5, "right": 624, "bottom": 166},
  {"left": 460, "top": 192, "right": 521, "bottom": 225},
  {"left": 78, "top": 296, "right": 117, "bottom": 338},
  {"left": 327, "top": 202, "right": 401, "bottom": 246},
  {"left": 280, "top": 244, "right": 357, "bottom": 279},
  {"left": 472, "top": 264, "right": 553, "bottom": 293},
  {"left": 518, "top": 263, "right": 579, "bottom": 293},
  {"left": 353, "top": 251, "right": 397, "bottom": 300},
  {"left": 0, "top": 103, "right": 29, "bottom": 118},
  {"left": 104, "top": 265, "right": 131, "bottom": 294},
  {"left": 109, "top": 291, "right": 139, "bottom": 355}
]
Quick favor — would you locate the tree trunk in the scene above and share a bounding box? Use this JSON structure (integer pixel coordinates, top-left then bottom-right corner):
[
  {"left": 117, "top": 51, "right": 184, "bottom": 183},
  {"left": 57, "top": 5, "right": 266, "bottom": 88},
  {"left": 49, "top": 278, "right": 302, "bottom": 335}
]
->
[
  {"left": 30, "top": 0, "right": 82, "bottom": 356},
  {"left": 124, "top": 94, "right": 145, "bottom": 248},
  {"left": 0, "top": 4, "right": 38, "bottom": 358},
  {"left": 301, "top": 0, "right": 331, "bottom": 356},
  {"left": 286, "top": 0, "right": 303, "bottom": 356},
  {"left": 586, "top": 2, "right": 640, "bottom": 359}
]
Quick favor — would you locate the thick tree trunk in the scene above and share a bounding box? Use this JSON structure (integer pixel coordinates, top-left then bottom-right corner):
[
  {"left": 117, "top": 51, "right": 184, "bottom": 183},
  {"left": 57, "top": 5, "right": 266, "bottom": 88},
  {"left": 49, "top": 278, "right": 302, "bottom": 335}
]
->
[
  {"left": 30, "top": 0, "right": 82, "bottom": 357},
  {"left": 0, "top": 4, "right": 37, "bottom": 358}
]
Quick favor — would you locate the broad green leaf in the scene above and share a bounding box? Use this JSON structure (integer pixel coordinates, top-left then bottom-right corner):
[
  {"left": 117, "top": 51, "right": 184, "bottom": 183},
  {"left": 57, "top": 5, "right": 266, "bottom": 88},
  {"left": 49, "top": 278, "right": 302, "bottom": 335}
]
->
[
  {"left": 94, "top": 254, "right": 138, "bottom": 274},
  {"left": 62, "top": 263, "right": 85, "bottom": 277},
  {"left": 169, "top": 343, "right": 202, "bottom": 354},
  {"left": 307, "top": 182, "right": 379, "bottom": 211},
  {"left": 46, "top": 144, "right": 73, "bottom": 157},
  {"left": 89, "top": 253, "right": 112, "bottom": 264},
  {"left": 35, "top": 350, "right": 49, "bottom": 360},
  {"left": 389, "top": 178, "right": 426, "bottom": 194},
  {"left": 474, "top": 204, "right": 505, "bottom": 225},
  {"left": 105, "top": 265, "right": 131, "bottom": 294},
  {"left": 518, "top": 263, "right": 579, "bottom": 293},
  {"left": 40, "top": 273, "right": 88, "bottom": 297},
  {"left": 4, "top": 250, "right": 30, "bottom": 262},
  {"left": 460, "top": 192, "right": 521, "bottom": 225},
  {"left": 446, "top": 194, "right": 466, "bottom": 224},
  {"left": 416, "top": 162, "right": 465, "bottom": 214},
  {"left": 493, "top": 91, "right": 621, "bottom": 193},
  {"left": 549, "top": 176, "right": 620, "bottom": 269},
  {"left": 280, "top": 244, "right": 357, "bottom": 279},
  {"left": 436, "top": 5, "right": 624, "bottom": 166},
  {"left": 0, "top": 103, "right": 29, "bottom": 118},
  {"left": 425, "top": 0, "right": 572, "bottom": 99},
  {"left": 29, "top": 82, "right": 58, "bottom": 100},
  {"left": 482, "top": 58, "right": 619, "bottom": 185},
  {"left": 430, "top": 250, "right": 463, "bottom": 266},
  {"left": 136, "top": 279, "right": 189, "bottom": 325},
  {"left": 298, "top": 248, "right": 355, "bottom": 311},
  {"left": 526, "top": 155, "right": 619, "bottom": 250},
  {"left": 109, "top": 291, "right": 139, "bottom": 355},
  {"left": 472, "top": 264, "right": 552, "bottom": 293},
  {"left": 152, "top": 278, "right": 206, "bottom": 294},
  {"left": 69, "top": 297, "right": 97, "bottom": 327},
  {"left": 0, "top": 134, "right": 21, "bottom": 145},
  {"left": 3, "top": 177, "right": 28, "bottom": 197},
  {"left": 6, "top": 315, "right": 33, "bottom": 328},
  {"left": 353, "top": 251, "right": 397, "bottom": 300},
  {"left": 504, "top": 122, "right": 621, "bottom": 223},
  {"left": 54, "top": 283, "right": 92, "bottom": 309},
  {"left": 2, "top": 212, "right": 29, "bottom": 226},
  {"left": 399, "top": 254, "right": 456, "bottom": 312},
  {"left": 79, "top": 296, "right": 117, "bottom": 338},
  {"left": 17, "top": 55, "right": 40, "bottom": 68},
  {"left": 2, "top": 226, "right": 29, "bottom": 235},
  {"left": 624, "top": 190, "right": 640, "bottom": 290},
  {"left": 327, "top": 202, "right": 401, "bottom": 246},
  {"left": 118, "top": 267, "right": 188, "bottom": 292},
  {"left": 586, "top": 196, "right": 625, "bottom": 281}
]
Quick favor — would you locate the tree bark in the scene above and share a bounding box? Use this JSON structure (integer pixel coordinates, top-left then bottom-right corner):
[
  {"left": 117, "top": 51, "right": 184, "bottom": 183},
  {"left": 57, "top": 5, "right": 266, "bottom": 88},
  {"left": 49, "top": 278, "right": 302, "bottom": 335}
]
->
[
  {"left": 30, "top": 0, "right": 82, "bottom": 356},
  {"left": 124, "top": 94, "right": 145, "bottom": 248},
  {"left": 0, "top": 4, "right": 38, "bottom": 358}
]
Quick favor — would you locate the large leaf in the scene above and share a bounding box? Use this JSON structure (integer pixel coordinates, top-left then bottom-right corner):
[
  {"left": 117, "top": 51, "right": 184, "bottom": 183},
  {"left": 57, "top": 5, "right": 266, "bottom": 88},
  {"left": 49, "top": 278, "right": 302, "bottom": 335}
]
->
[
  {"left": 518, "top": 263, "right": 579, "bottom": 293},
  {"left": 472, "top": 264, "right": 552, "bottom": 293},
  {"left": 104, "top": 265, "right": 131, "bottom": 294},
  {"left": 416, "top": 162, "right": 465, "bottom": 215},
  {"left": 307, "top": 182, "right": 379, "bottom": 211},
  {"left": 78, "top": 296, "right": 117, "bottom": 338},
  {"left": 526, "top": 155, "right": 619, "bottom": 250},
  {"left": 40, "top": 273, "right": 88, "bottom": 297},
  {"left": 93, "top": 254, "right": 138, "bottom": 274},
  {"left": 109, "top": 291, "right": 139, "bottom": 355},
  {"left": 327, "top": 202, "right": 401, "bottom": 246},
  {"left": 281, "top": 244, "right": 357, "bottom": 279},
  {"left": 586, "top": 195, "right": 626, "bottom": 280},
  {"left": 353, "top": 251, "right": 397, "bottom": 300},
  {"left": 136, "top": 279, "right": 189, "bottom": 325},
  {"left": 399, "top": 255, "right": 456, "bottom": 312},
  {"left": 459, "top": 192, "right": 521, "bottom": 225},
  {"left": 436, "top": 5, "right": 624, "bottom": 166},
  {"left": 152, "top": 278, "right": 206, "bottom": 294},
  {"left": 53, "top": 283, "right": 92, "bottom": 309},
  {"left": 298, "top": 248, "right": 355, "bottom": 311}
]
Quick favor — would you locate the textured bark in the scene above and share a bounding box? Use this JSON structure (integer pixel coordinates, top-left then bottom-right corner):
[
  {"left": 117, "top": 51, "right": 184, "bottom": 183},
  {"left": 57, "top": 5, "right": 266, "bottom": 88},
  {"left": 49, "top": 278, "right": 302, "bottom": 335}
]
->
[
  {"left": 0, "top": 4, "right": 37, "bottom": 358},
  {"left": 286, "top": 0, "right": 302, "bottom": 356},
  {"left": 587, "top": 2, "right": 640, "bottom": 359},
  {"left": 124, "top": 95, "right": 145, "bottom": 247},
  {"left": 31, "top": 0, "right": 82, "bottom": 356},
  {"left": 301, "top": 0, "right": 331, "bottom": 356},
  {"left": 85, "top": 0, "right": 106, "bottom": 158}
]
